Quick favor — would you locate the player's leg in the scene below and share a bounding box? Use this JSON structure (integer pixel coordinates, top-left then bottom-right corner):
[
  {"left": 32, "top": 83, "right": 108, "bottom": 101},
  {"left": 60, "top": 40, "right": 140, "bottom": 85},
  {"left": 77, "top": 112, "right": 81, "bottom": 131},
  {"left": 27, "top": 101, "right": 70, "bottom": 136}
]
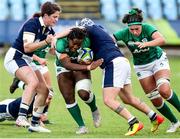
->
[
  {"left": 14, "top": 65, "right": 39, "bottom": 128},
  {"left": 135, "top": 55, "right": 180, "bottom": 133},
  {"left": 75, "top": 71, "right": 101, "bottom": 128},
  {"left": 28, "top": 70, "right": 51, "bottom": 133},
  {"left": 102, "top": 57, "right": 143, "bottom": 136},
  {"left": 140, "top": 53, "right": 180, "bottom": 133},
  {"left": 4, "top": 50, "right": 39, "bottom": 128},
  {"left": 140, "top": 77, "right": 179, "bottom": 133},
  {"left": 103, "top": 87, "right": 143, "bottom": 136},
  {"left": 57, "top": 71, "right": 87, "bottom": 134},
  {"left": 40, "top": 66, "right": 54, "bottom": 124},
  {"left": 120, "top": 83, "right": 164, "bottom": 132},
  {"left": 120, "top": 64, "right": 164, "bottom": 132},
  {"left": 153, "top": 53, "right": 180, "bottom": 112},
  {"left": 9, "top": 77, "right": 21, "bottom": 94},
  {"left": 154, "top": 70, "right": 180, "bottom": 132}
]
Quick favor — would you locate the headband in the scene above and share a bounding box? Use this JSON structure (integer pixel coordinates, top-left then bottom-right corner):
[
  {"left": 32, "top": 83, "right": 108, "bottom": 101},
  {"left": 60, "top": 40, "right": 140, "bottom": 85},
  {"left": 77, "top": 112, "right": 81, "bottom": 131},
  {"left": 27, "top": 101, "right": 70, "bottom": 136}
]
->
[{"left": 128, "top": 22, "right": 142, "bottom": 26}]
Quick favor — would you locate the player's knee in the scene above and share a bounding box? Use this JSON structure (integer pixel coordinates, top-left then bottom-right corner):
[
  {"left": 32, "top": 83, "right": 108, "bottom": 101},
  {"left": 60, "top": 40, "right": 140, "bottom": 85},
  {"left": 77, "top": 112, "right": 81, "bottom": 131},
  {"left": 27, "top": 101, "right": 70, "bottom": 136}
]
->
[
  {"left": 156, "top": 78, "right": 170, "bottom": 88},
  {"left": 84, "top": 92, "right": 94, "bottom": 103},
  {"left": 28, "top": 78, "right": 39, "bottom": 89},
  {"left": 121, "top": 99, "right": 128, "bottom": 105},
  {"left": 159, "top": 86, "right": 171, "bottom": 99},
  {"left": 76, "top": 79, "right": 92, "bottom": 101},
  {"left": 76, "top": 79, "right": 91, "bottom": 92},
  {"left": 103, "top": 96, "right": 112, "bottom": 107},
  {"left": 78, "top": 91, "right": 90, "bottom": 101},
  {"left": 122, "top": 97, "right": 135, "bottom": 105},
  {"left": 156, "top": 78, "right": 171, "bottom": 99}
]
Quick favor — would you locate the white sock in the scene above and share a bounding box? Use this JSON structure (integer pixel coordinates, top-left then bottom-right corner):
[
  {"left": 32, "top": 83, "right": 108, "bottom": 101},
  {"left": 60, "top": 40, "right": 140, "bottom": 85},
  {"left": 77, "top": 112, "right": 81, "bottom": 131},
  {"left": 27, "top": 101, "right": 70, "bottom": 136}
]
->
[
  {"left": 128, "top": 116, "right": 135, "bottom": 123},
  {"left": 147, "top": 110, "right": 155, "bottom": 118},
  {"left": 18, "top": 81, "right": 25, "bottom": 90}
]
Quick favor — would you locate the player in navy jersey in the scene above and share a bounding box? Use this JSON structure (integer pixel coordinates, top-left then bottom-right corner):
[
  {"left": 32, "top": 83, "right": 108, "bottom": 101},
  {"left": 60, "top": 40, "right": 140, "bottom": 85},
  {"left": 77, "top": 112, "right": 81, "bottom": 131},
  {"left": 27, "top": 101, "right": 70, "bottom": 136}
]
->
[
  {"left": 73, "top": 18, "right": 165, "bottom": 136},
  {"left": 0, "top": 96, "right": 49, "bottom": 127},
  {"left": 0, "top": 98, "right": 33, "bottom": 122},
  {"left": 9, "top": 45, "right": 55, "bottom": 124},
  {"left": 4, "top": 2, "right": 61, "bottom": 133}
]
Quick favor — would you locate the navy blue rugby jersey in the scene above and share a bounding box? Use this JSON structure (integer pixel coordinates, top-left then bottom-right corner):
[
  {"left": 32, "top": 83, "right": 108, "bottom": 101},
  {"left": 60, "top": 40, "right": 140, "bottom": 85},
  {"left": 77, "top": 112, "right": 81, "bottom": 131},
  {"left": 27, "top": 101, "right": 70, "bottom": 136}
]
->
[
  {"left": 85, "top": 25, "right": 124, "bottom": 68},
  {"left": 12, "top": 17, "right": 55, "bottom": 57}
]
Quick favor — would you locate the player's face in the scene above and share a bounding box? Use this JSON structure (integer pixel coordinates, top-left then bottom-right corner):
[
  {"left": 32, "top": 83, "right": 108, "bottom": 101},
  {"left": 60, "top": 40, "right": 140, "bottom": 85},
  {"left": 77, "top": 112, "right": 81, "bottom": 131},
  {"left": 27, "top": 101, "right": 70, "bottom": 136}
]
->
[
  {"left": 129, "top": 25, "right": 142, "bottom": 36},
  {"left": 69, "top": 39, "right": 83, "bottom": 52},
  {"left": 44, "top": 11, "right": 60, "bottom": 26}
]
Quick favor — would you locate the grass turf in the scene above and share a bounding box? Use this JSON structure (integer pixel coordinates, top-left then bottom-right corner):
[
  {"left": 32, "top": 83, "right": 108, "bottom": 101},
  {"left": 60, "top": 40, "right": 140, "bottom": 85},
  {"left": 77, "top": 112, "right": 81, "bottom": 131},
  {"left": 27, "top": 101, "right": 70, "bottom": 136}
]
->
[{"left": 0, "top": 55, "right": 180, "bottom": 138}]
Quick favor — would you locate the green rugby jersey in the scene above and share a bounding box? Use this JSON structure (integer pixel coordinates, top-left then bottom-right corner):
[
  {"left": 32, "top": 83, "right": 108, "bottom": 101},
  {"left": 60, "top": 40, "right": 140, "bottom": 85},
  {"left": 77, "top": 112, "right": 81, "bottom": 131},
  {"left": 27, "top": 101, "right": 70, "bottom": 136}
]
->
[
  {"left": 55, "top": 37, "right": 91, "bottom": 67},
  {"left": 114, "top": 23, "right": 163, "bottom": 65},
  {"left": 33, "top": 45, "right": 51, "bottom": 65}
]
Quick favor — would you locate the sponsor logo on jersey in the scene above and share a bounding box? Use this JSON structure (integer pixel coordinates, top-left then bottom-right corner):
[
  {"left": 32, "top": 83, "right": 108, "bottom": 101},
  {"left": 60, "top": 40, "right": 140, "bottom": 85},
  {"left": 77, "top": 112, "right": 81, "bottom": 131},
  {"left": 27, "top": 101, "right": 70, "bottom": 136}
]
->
[{"left": 133, "top": 47, "right": 149, "bottom": 53}]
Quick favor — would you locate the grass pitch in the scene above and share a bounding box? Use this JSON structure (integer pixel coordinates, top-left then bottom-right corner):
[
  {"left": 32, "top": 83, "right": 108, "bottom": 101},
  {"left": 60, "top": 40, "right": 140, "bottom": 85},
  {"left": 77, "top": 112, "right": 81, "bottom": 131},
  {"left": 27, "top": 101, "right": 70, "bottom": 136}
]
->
[{"left": 0, "top": 55, "right": 180, "bottom": 138}]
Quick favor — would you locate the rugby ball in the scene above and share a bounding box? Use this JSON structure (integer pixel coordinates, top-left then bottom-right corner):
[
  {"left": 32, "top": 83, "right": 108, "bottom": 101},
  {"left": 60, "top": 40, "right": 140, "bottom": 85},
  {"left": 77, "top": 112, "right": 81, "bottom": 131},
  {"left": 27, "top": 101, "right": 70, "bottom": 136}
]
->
[{"left": 77, "top": 48, "right": 93, "bottom": 65}]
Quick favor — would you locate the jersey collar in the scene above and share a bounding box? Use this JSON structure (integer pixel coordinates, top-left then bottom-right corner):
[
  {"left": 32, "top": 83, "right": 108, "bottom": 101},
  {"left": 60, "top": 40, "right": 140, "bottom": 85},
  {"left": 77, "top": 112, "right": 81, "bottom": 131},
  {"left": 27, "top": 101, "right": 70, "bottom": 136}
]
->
[{"left": 39, "top": 16, "right": 46, "bottom": 27}]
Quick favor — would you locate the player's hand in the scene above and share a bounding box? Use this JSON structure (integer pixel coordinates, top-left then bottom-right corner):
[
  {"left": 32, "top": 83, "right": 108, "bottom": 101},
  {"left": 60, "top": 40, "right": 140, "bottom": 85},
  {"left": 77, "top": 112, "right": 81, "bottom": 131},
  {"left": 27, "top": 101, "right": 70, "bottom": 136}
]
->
[
  {"left": 45, "top": 34, "right": 54, "bottom": 45},
  {"left": 39, "top": 58, "right": 47, "bottom": 66},
  {"left": 50, "top": 37, "right": 57, "bottom": 49},
  {"left": 87, "top": 58, "right": 104, "bottom": 70},
  {"left": 134, "top": 42, "right": 146, "bottom": 49}
]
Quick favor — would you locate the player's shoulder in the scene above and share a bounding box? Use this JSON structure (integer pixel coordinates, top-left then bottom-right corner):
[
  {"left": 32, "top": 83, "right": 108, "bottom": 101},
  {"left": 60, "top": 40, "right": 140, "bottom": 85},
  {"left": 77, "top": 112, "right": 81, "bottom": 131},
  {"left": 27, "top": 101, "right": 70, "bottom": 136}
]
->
[
  {"left": 56, "top": 37, "right": 68, "bottom": 51},
  {"left": 142, "top": 23, "right": 156, "bottom": 29},
  {"left": 24, "top": 17, "right": 39, "bottom": 28}
]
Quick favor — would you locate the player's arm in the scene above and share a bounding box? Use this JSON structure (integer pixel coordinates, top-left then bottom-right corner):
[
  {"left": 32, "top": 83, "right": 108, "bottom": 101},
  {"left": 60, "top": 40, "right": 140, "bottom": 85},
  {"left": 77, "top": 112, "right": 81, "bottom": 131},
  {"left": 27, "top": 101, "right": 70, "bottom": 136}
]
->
[
  {"left": 54, "top": 29, "right": 72, "bottom": 39},
  {"left": 24, "top": 33, "right": 53, "bottom": 53},
  {"left": 134, "top": 31, "right": 166, "bottom": 49},
  {"left": 48, "top": 47, "right": 56, "bottom": 55},
  {"left": 22, "top": 22, "right": 55, "bottom": 53},
  {"left": 33, "top": 54, "right": 47, "bottom": 65},
  {"left": 135, "top": 24, "right": 166, "bottom": 48},
  {"left": 51, "top": 26, "right": 79, "bottom": 48},
  {"left": 60, "top": 53, "right": 102, "bottom": 71},
  {"left": 146, "top": 31, "right": 165, "bottom": 46}
]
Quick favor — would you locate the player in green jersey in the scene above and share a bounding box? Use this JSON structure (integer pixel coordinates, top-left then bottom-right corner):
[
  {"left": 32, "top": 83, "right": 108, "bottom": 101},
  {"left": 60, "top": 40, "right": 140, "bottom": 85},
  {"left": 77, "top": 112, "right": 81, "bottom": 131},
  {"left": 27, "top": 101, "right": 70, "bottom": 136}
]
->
[
  {"left": 113, "top": 8, "right": 180, "bottom": 133},
  {"left": 55, "top": 27, "right": 103, "bottom": 134}
]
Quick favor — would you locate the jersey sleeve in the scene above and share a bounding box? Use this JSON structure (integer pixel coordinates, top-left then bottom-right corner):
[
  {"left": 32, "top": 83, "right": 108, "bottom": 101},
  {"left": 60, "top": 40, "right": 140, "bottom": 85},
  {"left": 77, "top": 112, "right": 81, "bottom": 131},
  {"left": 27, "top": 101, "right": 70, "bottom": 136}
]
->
[
  {"left": 113, "top": 28, "right": 127, "bottom": 41},
  {"left": 55, "top": 38, "right": 67, "bottom": 59},
  {"left": 23, "top": 20, "right": 38, "bottom": 44},
  {"left": 144, "top": 24, "right": 158, "bottom": 37},
  {"left": 23, "top": 20, "right": 38, "bottom": 34}
]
